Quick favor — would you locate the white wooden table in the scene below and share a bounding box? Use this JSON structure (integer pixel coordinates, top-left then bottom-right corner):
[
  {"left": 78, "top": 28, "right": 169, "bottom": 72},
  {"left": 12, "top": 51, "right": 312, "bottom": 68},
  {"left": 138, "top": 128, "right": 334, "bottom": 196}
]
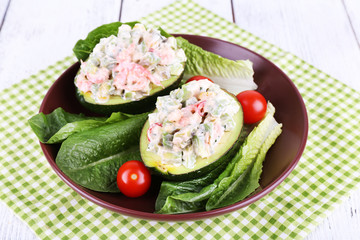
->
[{"left": 0, "top": 0, "right": 359, "bottom": 239}]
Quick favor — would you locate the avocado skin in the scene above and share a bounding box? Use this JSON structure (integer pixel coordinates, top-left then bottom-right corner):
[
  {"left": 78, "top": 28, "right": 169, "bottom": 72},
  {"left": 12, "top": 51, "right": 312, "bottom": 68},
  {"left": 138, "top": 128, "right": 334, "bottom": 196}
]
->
[{"left": 76, "top": 70, "right": 184, "bottom": 116}]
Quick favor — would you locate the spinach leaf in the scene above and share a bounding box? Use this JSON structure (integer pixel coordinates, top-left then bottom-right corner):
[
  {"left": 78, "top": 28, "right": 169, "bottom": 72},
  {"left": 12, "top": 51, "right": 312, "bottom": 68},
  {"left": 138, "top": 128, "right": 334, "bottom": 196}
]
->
[
  {"left": 28, "top": 107, "right": 134, "bottom": 144},
  {"left": 72, "top": 21, "right": 139, "bottom": 61},
  {"left": 56, "top": 113, "right": 148, "bottom": 192}
]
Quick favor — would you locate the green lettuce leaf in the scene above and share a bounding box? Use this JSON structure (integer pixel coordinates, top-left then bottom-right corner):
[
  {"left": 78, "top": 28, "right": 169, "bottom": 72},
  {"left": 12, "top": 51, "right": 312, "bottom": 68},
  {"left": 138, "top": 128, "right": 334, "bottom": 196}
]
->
[
  {"left": 176, "top": 37, "right": 257, "bottom": 94},
  {"left": 56, "top": 113, "right": 148, "bottom": 192},
  {"left": 154, "top": 162, "right": 227, "bottom": 213},
  {"left": 206, "top": 103, "right": 282, "bottom": 210},
  {"left": 28, "top": 107, "right": 134, "bottom": 144},
  {"left": 226, "top": 122, "right": 283, "bottom": 203}
]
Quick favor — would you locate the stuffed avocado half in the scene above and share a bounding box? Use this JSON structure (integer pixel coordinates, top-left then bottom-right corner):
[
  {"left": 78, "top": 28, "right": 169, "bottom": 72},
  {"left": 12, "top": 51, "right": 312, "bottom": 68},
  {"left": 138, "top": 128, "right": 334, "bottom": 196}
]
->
[
  {"left": 140, "top": 80, "right": 243, "bottom": 181},
  {"left": 74, "top": 22, "right": 186, "bottom": 115}
]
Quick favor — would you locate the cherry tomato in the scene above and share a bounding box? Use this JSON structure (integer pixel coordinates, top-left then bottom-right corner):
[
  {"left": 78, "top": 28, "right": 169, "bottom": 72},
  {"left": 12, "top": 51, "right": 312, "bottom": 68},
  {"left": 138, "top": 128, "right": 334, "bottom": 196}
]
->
[
  {"left": 186, "top": 75, "right": 213, "bottom": 83},
  {"left": 116, "top": 160, "right": 151, "bottom": 198},
  {"left": 236, "top": 90, "right": 267, "bottom": 124}
]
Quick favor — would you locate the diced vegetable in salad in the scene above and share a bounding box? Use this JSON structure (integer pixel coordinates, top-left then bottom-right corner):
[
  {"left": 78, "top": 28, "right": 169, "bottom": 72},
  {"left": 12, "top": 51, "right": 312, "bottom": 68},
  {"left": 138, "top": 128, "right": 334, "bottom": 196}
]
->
[
  {"left": 146, "top": 80, "right": 240, "bottom": 169},
  {"left": 75, "top": 23, "right": 186, "bottom": 103}
]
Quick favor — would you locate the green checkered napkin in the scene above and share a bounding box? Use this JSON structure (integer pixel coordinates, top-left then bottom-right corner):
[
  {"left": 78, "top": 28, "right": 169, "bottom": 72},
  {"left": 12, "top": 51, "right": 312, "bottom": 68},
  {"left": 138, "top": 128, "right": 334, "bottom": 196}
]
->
[{"left": 1, "top": 0, "right": 360, "bottom": 239}]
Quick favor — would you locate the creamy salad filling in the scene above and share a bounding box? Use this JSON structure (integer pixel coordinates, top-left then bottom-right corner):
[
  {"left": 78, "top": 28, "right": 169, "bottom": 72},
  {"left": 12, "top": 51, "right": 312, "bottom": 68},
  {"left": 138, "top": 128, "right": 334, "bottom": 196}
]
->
[
  {"left": 147, "top": 80, "right": 240, "bottom": 169},
  {"left": 75, "top": 23, "right": 186, "bottom": 103}
]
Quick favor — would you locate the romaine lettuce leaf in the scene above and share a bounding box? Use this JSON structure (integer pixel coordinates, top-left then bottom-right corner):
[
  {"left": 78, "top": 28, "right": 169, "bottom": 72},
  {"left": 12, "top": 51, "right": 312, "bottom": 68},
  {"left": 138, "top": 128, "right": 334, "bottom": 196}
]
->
[
  {"left": 226, "top": 121, "right": 283, "bottom": 204},
  {"left": 154, "top": 160, "right": 228, "bottom": 213},
  {"left": 56, "top": 113, "right": 148, "bottom": 192},
  {"left": 28, "top": 107, "right": 134, "bottom": 144},
  {"left": 206, "top": 103, "right": 282, "bottom": 210},
  {"left": 176, "top": 37, "right": 257, "bottom": 94}
]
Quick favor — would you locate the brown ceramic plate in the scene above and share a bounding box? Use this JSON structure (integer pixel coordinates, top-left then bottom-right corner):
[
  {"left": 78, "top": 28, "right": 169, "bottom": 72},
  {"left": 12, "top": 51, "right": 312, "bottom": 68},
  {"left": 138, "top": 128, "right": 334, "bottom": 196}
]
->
[{"left": 39, "top": 34, "right": 308, "bottom": 221}]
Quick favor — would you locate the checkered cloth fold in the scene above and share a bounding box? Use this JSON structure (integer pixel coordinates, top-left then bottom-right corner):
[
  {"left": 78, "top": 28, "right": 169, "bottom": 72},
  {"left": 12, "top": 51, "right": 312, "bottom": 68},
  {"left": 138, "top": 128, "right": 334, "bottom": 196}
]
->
[{"left": 1, "top": 0, "right": 359, "bottom": 239}]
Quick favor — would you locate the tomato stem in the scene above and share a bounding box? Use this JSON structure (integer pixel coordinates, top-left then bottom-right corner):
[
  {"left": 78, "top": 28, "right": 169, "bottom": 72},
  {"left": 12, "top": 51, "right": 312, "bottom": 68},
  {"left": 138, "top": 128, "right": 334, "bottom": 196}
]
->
[{"left": 131, "top": 173, "right": 138, "bottom": 180}]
